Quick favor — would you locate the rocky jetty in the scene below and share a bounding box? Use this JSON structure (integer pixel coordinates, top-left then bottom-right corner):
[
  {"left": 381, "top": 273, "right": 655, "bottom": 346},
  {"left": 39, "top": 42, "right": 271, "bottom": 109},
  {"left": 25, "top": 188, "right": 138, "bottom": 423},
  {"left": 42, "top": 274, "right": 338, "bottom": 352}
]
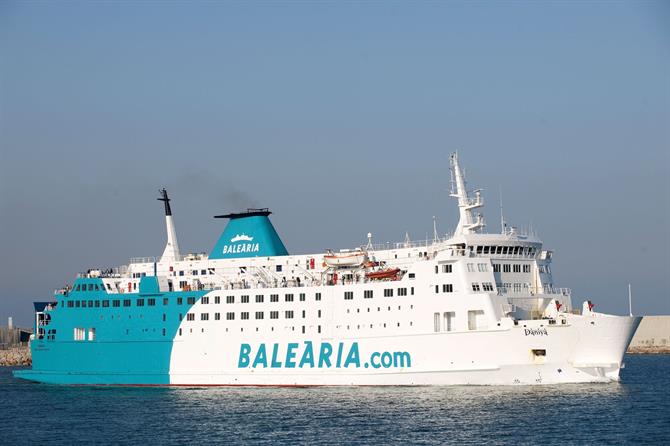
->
[
  {"left": 627, "top": 345, "right": 670, "bottom": 354},
  {"left": 0, "top": 347, "right": 31, "bottom": 366}
]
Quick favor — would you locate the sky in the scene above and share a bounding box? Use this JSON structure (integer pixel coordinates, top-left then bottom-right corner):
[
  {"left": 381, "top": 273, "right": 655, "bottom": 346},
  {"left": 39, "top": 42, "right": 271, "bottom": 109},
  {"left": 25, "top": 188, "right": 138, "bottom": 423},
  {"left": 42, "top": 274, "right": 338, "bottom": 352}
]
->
[{"left": 1, "top": 1, "right": 668, "bottom": 326}]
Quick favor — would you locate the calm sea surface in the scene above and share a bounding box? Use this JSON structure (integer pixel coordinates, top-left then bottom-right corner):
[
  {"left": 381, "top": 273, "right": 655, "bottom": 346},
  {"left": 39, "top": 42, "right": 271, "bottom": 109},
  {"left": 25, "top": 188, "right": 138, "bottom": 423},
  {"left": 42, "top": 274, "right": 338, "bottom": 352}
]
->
[{"left": 1, "top": 355, "right": 669, "bottom": 445}]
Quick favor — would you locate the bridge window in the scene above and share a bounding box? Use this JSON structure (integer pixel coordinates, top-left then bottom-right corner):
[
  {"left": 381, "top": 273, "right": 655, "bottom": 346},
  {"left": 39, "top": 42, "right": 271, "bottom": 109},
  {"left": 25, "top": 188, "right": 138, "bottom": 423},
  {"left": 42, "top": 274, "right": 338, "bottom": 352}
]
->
[
  {"left": 523, "top": 264, "right": 531, "bottom": 273},
  {"left": 201, "top": 313, "right": 209, "bottom": 321},
  {"left": 383, "top": 289, "right": 393, "bottom": 297},
  {"left": 226, "top": 312, "right": 234, "bottom": 320},
  {"left": 256, "top": 295, "right": 264, "bottom": 303},
  {"left": 285, "top": 294, "right": 294, "bottom": 302},
  {"left": 493, "top": 263, "right": 501, "bottom": 272},
  {"left": 503, "top": 264, "right": 511, "bottom": 273},
  {"left": 513, "top": 264, "right": 521, "bottom": 273},
  {"left": 443, "top": 284, "right": 453, "bottom": 293},
  {"left": 215, "top": 313, "right": 220, "bottom": 320},
  {"left": 202, "top": 296, "right": 209, "bottom": 304},
  {"left": 285, "top": 310, "right": 294, "bottom": 319},
  {"left": 255, "top": 312, "right": 264, "bottom": 320},
  {"left": 136, "top": 299, "right": 145, "bottom": 307},
  {"left": 187, "top": 297, "right": 196, "bottom": 305},
  {"left": 397, "top": 288, "right": 407, "bottom": 296},
  {"left": 434, "top": 313, "right": 441, "bottom": 332},
  {"left": 123, "top": 299, "right": 131, "bottom": 307},
  {"left": 113, "top": 300, "right": 120, "bottom": 307},
  {"left": 102, "top": 300, "right": 109, "bottom": 307},
  {"left": 241, "top": 312, "right": 249, "bottom": 320},
  {"left": 482, "top": 282, "right": 494, "bottom": 292},
  {"left": 226, "top": 296, "right": 234, "bottom": 304},
  {"left": 315, "top": 292, "right": 322, "bottom": 301},
  {"left": 148, "top": 298, "right": 155, "bottom": 306},
  {"left": 214, "top": 296, "right": 220, "bottom": 304},
  {"left": 442, "top": 264, "right": 452, "bottom": 273},
  {"left": 364, "top": 290, "right": 373, "bottom": 299},
  {"left": 467, "top": 263, "right": 475, "bottom": 272},
  {"left": 472, "top": 283, "right": 481, "bottom": 292},
  {"left": 186, "top": 313, "right": 195, "bottom": 321},
  {"left": 241, "top": 295, "right": 249, "bottom": 303},
  {"left": 270, "top": 311, "right": 279, "bottom": 319},
  {"left": 270, "top": 294, "right": 279, "bottom": 302},
  {"left": 300, "top": 293, "right": 306, "bottom": 301},
  {"left": 344, "top": 292, "right": 353, "bottom": 300}
]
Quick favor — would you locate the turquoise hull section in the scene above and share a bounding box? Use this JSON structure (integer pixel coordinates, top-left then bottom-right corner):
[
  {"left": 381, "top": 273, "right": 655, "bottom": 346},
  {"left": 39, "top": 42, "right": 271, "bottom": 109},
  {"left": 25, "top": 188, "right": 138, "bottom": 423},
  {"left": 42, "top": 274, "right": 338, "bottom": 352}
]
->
[{"left": 13, "top": 277, "right": 207, "bottom": 385}]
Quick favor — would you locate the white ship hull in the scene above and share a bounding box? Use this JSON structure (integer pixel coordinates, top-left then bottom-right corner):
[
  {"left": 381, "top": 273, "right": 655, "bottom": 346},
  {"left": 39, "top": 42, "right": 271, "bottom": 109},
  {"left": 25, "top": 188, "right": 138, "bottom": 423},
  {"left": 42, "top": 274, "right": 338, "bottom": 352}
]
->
[{"left": 169, "top": 309, "right": 640, "bottom": 386}]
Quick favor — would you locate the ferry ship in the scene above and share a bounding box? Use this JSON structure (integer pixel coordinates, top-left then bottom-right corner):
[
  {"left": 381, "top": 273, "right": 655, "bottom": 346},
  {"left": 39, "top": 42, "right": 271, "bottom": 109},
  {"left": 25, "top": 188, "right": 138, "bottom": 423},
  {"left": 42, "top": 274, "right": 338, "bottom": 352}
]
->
[{"left": 14, "top": 154, "right": 641, "bottom": 386}]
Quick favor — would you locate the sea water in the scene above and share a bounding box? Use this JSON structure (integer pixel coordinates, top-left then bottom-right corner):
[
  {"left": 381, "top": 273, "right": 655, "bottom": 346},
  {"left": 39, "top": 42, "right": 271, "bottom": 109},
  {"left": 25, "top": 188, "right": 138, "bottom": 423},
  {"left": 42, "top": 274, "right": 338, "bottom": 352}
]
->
[{"left": 1, "top": 355, "right": 669, "bottom": 445}]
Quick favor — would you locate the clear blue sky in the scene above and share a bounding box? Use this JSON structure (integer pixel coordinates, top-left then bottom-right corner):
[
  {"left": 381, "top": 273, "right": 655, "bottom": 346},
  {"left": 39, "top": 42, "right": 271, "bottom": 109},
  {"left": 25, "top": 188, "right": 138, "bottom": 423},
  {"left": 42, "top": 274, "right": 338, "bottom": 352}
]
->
[{"left": 1, "top": 1, "right": 668, "bottom": 326}]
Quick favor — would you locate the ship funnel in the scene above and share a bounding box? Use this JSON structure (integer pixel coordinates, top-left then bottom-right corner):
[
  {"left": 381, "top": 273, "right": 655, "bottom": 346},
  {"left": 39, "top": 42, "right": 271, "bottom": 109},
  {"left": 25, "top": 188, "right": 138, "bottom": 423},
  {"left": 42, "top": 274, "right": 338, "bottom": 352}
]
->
[
  {"left": 209, "top": 208, "right": 288, "bottom": 259},
  {"left": 158, "top": 188, "right": 181, "bottom": 262}
]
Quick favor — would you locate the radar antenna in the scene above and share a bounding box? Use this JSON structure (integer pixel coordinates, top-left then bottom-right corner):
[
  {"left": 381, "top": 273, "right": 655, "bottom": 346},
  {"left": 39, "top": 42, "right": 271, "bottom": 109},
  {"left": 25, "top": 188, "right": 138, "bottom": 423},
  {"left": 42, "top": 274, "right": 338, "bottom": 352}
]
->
[{"left": 158, "top": 188, "right": 172, "bottom": 216}]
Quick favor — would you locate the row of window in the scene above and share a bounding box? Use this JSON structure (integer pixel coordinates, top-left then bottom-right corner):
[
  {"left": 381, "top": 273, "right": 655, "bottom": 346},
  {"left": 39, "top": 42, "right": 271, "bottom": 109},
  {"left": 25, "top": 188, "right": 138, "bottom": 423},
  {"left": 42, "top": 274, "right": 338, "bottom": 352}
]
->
[
  {"left": 435, "top": 264, "right": 453, "bottom": 274},
  {"left": 184, "top": 309, "right": 319, "bottom": 322},
  {"left": 65, "top": 297, "right": 161, "bottom": 308},
  {"left": 346, "top": 288, "right": 414, "bottom": 300},
  {"left": 475, "top": 245, "right": 536, "bottom": 256},
  {"left": 471, "top": 282, "right": 494, "bottom": 292},
  {"left": 435, "top": 284, "right": 454, "bottom": 293},
  {"left": 466, "top": 263, "right": 489, "bottom": 273},
  {"left": 74, "top": 283, "right": 109, "bottom": 292},
  {"left": 178, "top": 324, "right": 322, "bottom": 337},
  {"left": 497, "top": 283, "right": 531, "bottom": 292},
  {"left": 492, "top": 263, "right": 532, "bottom": 273},
  {"left": 205, "top": 293, "right": 322, "bottom": 304}
]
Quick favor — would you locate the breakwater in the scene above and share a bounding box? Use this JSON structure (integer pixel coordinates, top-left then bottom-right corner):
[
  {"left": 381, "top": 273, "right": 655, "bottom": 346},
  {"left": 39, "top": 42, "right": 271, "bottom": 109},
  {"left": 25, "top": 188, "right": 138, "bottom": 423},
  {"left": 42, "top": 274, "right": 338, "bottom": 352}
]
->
[
  {"left": 0, "top": 346, "right": 31, "bottom": 366},
  {"left": 627, "top": 315, "right": 670, "bottom": 354}
]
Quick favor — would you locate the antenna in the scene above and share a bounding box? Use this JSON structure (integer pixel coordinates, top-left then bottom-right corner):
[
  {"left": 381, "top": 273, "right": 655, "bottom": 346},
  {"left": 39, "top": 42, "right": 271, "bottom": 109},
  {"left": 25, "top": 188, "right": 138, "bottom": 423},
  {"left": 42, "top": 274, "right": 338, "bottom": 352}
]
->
[
  {"left": 433, "top": 216, "right": 438, "bottom": 243},
  {"left": 628, "top": 283, "right": 633, "bottom": 317},
  {"left": 499, "top": 188, "right": 505, "bottom": 235}
]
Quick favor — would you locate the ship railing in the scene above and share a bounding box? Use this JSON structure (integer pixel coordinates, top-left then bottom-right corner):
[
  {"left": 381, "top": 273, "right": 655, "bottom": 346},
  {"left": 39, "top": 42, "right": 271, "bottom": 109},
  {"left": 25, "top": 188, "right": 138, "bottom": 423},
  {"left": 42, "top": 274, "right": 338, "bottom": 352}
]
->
[
  {"left": 463, "top": 196, "right": 483, "bottom": 207},
  {"left": 129, "top": 256, "right": 157, "bottom": 264},
  {"left": 502, "top": 292, "right": 573, "bottom": 313},
  {"left": 76, "top": 266, "right": 128, "bottom": 279},
  {"left": 497, "top": 286, "right": 570, "bottom": 296},
  {"left": 362, "top": 237, "right": 449, "bottom": 252},
  {"left": 476, "top": 253, "right": 538, "bottom": 259}
]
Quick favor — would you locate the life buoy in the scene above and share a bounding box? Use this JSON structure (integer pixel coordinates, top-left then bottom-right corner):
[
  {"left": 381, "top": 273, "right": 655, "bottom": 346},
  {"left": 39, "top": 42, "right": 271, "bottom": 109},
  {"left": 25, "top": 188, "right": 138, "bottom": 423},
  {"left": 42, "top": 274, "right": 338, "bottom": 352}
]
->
[{"left": 127, "top": 282, "right": 132, "bottom": 292}]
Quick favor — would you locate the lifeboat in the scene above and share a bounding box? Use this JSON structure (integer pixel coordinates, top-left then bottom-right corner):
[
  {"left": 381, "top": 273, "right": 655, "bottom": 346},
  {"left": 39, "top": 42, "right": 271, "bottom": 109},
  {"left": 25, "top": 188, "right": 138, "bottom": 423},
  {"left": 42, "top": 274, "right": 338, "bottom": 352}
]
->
[
  {"left": 323, "top": 251, "right": 367, "bottom": 268},
  {"left": 365, "top": 268, "right": 401, "bottom": 280}
]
